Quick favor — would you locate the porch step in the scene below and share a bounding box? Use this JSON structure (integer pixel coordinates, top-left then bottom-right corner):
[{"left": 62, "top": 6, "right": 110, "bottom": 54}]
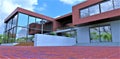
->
[{"left": 15, "top": 42, "right": 34, "bottom": 46}]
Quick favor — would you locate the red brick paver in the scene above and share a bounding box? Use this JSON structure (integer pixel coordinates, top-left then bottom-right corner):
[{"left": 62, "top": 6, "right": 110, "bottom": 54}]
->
[{"left": 0, "top": 46, "right": 120, "bottom": 59}]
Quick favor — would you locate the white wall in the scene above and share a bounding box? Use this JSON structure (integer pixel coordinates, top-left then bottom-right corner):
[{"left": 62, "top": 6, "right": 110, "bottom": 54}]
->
[
  {"left": 34, "top": 34, "right": 76, "bottom": 46},
  {"left": 111, "top": 20, "right": 120, "bottom": 43},
  {"left": 76, "top": 26, "right": 90, "bottom": 43}
]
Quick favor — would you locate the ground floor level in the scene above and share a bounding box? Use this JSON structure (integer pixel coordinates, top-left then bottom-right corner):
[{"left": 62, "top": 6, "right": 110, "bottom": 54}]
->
[
  {"left": 75, "top": 20, "right": 120, "bottom": 46},
  {"left": 0, "top": 46, "right": 119, "bottom": 59},
  {"left": 2, "top": 19, "right": 120, "bottom": 46}
]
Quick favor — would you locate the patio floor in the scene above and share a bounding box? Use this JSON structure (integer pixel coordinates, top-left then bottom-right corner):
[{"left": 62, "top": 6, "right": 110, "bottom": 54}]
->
[{"left": 0, "top": 46, "right": 119, "bottom": 59}]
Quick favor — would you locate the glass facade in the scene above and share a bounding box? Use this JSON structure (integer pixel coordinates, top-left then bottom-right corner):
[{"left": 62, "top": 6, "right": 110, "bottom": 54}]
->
[
  {"left": 90, "top": 25, "right": 112, "bottom": 42},
  {"left": 4, "top": 12, "right": 53, "bottom": 43},
  {"left": 80, "top": 0, "right": 120, "bottom": 18}
]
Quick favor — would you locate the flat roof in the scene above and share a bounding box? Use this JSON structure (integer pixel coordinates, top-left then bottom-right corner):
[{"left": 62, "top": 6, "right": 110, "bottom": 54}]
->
[
  {"left": 4, "top": 7, "right": 54, "bottom": 23},
  {"left": 55, "top": 13, "right": 72, "bottom": 20}
]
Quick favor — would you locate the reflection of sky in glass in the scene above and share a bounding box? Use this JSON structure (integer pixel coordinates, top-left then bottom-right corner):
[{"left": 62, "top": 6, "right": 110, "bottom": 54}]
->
[
  {"left": 89, "top": 4, "right": 100, "bottom": 16},
  {"left": 100, "top": 0, "right": 113, "bottom": 12},
  {"left": 16, "top": 27, "right": 27, "bottom": 38},
  {"left": 36, "top": 18, "right": 42, "bottom": 24},
  {"left": 114, "top": 0, "right": 120, "bottom": 9},
  {"left": 29, "top": 16, "right": 35, "bottom": 25},
  {"left": 80, "top": 8, "right": 89, "bottom": 18},
  {"left": 18, "top": 13, "right": 28, "bottom": 27}
]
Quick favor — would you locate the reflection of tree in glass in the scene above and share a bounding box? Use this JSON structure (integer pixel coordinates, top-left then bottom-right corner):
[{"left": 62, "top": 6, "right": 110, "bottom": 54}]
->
[
  {"left": 101, "top": 32, "right": 112, "bottom": 42},
  {"left": 90, "top": 32, "right": 99, "bottom": 40}
]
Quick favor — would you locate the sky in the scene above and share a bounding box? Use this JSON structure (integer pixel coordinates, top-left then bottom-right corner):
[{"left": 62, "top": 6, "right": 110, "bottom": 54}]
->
[{"left": 0, "top": 0, "right": 86, "bottom": 34}]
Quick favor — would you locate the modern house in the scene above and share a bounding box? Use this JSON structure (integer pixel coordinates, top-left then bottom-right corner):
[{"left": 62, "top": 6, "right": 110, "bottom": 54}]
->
[
  {"left": 4, "top": 8, "right": 55, "bottom": 43},
  {"left": 4, "top": 0, "right": 120, "bottom": 46}
]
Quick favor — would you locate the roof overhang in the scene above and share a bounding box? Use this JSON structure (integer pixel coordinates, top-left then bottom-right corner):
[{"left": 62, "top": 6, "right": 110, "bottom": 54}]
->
[
  {"left": 4, "top": 7, "right": 54, "bottom": 23},
  {"left": 55, "top": 13, "right": 72, "bottom": 21}
]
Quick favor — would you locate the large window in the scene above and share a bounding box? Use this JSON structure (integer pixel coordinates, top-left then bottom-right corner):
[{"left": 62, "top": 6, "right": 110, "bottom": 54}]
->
[
  {"left": 16, "top": 27, "right": 28, "bottom": 42},
  {"left": 5, "top": 12, "right": 52, "bottom": 43},
  {"left": 89, "top": 4, "right": 100, "bottom": 16},
  {"left": 100, "top": 0, "right": 113, "bottom": 12},
  {"left": 90, "top": 25, "right": 112, "bottom": 42},
  {"left": 18, "top": 13, "right": 28, "bottom": 27},
  {"left": 12, "top": 15, "right": 18, "bottom": 28},
  {"left": 80, "top": 8, "right": 89, "bottom": 18},
  {"left": 29, "top": 16, "right": 36, "bottom": 28},
  {"left": 114, "top": 0, "right": 120, "bottom": 9},
  {"left": 80, "top": 0, "right": 120, "bottom": 18}
]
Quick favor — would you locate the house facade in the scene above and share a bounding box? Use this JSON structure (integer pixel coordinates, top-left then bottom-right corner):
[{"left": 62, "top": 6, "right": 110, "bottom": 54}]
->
[
  {"left": 4, "top": 0, "right": 120, "bottom": 46},
  {"left": 73, "top": 0, "right": 120, "bottom": 45}
]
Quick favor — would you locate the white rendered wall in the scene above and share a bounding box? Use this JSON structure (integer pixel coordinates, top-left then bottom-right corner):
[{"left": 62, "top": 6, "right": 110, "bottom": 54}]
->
[
  {"left": 76, "top": 26, "right": 90, "bottom": 43},
  {"left": 111, "top": 20, "right": 120, "bottom": 43},
  {"left": 34, "top": 34, "right": 76, "bottom": 46}
]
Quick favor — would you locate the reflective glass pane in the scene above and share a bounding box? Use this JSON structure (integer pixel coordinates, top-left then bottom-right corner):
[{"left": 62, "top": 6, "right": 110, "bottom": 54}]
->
[
  {"left": 12, "top": 14, "right": 18, "bottom": 28},
  {"left": 8, "top": 19, "right": 12, "bottom": 30},
  {"left": 114, "top": 0, "right": 120, "bottom": 9},
  {"left": 18, "top": 13, "right": 28, "bottom": 27},
  {"left": 16, "top": 27, "right": 27, "bottom": 42},
  {"left": 36, "top": 18, "right": 42, "bottom": 24},
  {"left": 28, "top": 35, "right": 34, "bottom": 42},
  {"left": 100, "top": 0, "right": 113, "bottom": 12},
  {"left": 90, "top": 27, "right": 100, "bottom": 42},
  {"left": 8, "top": 29, "right": 14, "bottom": 43},
  {"left": 100, "top": 26, "right": 112, "bottom": 42},
  {"left": 80, "top": 8, "right": 89, "bottom": 18},
  {"left": 29, "top": 16, "right": 36, "bottom": 28},
  {"left": 29, "top": 16, "right": 35, "bottom": 24},
  {"left": 89, "top": 4, "right": 100, "bottom": 16}
]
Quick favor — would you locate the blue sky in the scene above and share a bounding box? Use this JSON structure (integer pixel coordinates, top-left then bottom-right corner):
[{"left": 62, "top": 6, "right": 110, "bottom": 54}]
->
[{"left": 0, "top": 0, "right": 85, "bottom": 34}]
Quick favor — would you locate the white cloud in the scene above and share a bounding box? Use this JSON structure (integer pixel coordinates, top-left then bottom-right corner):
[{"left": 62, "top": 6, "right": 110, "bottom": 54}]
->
[
  {"left": 60, "top": 0, "right": 86, "bottom": 5},
  {"left": 0, "top": 0, "right": 38, "bottom": 34},
  {"left": 37, "top": 3, "right": 47, "bottom": 11}
]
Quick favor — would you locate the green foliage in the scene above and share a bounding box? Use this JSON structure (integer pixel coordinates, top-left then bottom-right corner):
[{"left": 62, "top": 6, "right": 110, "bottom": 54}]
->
[
  {"left": 49, "top": 32, "right": 56, "bottom": 35},
  {"left": 17, "top": 37, "right": 27, "bottom": 42},
  {"left": 0, "top": 34, "right": 3, "bottom": 44},
  {"left": 101, "top": 32, "right": 112, "bottom": 42},
  {"left": 64, "top": 33, "right": 72, "bottom": 37},
  {"left": 90, "top": 32, "right": 99, "bottom": 40}
]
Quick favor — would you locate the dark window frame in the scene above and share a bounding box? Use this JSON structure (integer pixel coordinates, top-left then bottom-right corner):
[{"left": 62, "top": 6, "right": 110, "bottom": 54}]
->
[{"left": 89, "top": 24, "right": 112, "bottom": 43}]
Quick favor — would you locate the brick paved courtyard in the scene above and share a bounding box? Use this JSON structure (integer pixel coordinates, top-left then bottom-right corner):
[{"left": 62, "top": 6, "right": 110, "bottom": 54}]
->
[{"left": 0, "top": 46, "right": 119, "bottom": 59}]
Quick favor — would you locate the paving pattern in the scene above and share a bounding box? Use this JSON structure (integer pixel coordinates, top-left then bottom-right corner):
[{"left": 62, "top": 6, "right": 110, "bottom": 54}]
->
[{"left": 0, "top": 46, "right": 120, "bottom": 59}]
